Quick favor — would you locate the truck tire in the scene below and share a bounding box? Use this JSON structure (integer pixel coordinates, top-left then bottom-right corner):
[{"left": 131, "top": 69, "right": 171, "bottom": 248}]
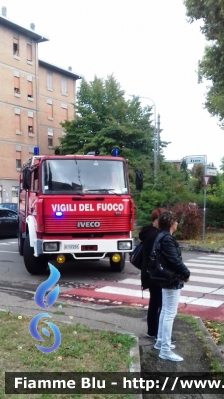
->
[
  {"left": 24, "top": 234, "right": 48, "bottom": 275},
  {"left": 110, "top": 253, "right": 126, "bottom": 272},
  {"left": 18, "top": 230, "right": 25, "bottom": 256}
]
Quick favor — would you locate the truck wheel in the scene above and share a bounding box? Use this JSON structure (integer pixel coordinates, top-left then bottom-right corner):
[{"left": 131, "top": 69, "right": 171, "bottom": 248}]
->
[
  {"left": 110, "top": 253, "right": 126, "bottom": 272},
  {"left": 24, "top": 234, "right": 48, "bottom": 275},
  {"left": 18, "top": 231, "right": 25, "bottom": 256}
]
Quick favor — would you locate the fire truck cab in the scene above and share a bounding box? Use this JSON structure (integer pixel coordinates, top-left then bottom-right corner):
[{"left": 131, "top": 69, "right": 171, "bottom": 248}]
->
[{"left": 18, "top": 148, "right": 138, "bottom": 275}]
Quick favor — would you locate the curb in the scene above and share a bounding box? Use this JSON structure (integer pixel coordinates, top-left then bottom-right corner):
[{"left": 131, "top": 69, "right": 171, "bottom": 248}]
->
[{"left": 196, "top": 317, "right": 224, "bottom": 369}]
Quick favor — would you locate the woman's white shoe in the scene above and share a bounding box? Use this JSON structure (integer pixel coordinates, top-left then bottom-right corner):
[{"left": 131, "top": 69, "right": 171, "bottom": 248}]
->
[{"left": 159, "top": 350, "right": 183, "bottom": 362}]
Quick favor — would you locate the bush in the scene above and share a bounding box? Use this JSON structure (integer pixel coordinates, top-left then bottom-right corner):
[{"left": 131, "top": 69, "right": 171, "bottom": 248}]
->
[{"left": 168, "top": 203, "right": 203, "bottom": 240}]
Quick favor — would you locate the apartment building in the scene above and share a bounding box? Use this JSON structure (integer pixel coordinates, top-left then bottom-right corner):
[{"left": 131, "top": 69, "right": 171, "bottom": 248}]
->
[{"left": 0, "top": 7, "right": 81, "bottom": 203}]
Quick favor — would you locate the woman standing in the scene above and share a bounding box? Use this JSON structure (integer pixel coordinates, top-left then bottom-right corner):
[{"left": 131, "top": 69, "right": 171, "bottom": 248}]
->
[
  {"left": 139, "top": 208, "right": 165, "bottom": 339},
  {"left": 154, "top": 211, "right": 190, "bottom": 362}
]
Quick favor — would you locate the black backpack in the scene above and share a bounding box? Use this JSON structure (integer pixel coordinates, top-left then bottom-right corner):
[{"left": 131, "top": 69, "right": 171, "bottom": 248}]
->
[{"left": 129, "top": 242, "right": 143, "bottom": 270}]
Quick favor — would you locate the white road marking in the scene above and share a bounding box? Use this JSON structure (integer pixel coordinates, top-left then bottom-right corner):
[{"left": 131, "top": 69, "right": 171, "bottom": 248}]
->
[
  {"left": 0, "top": 250, "right": 19, "bottom": 253},
  {"left": 206, "top": 254, "right": 224, "bottom": 258},
  {"left": 95, "top": 286, "right": 224, "bottom": 307},
  {"left": 185, "top": 263, "right": 224, "bottom": 270},
  {"left": 187, "top": 268, "right": 224, "bottom": 276},
  {"left": 186, "top": 259, "right": 224, "bottom": 264}
]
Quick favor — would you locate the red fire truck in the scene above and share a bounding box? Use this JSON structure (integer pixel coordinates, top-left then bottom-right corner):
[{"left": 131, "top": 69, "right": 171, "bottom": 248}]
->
[{"left": 18, "top": 148, "right": 140, "bottom": 275}]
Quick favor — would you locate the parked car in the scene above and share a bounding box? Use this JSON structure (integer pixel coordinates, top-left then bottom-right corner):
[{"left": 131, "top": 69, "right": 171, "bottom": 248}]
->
[
  {"left": 0, "top": 202, "right": 18, "bottom": 212},
  {"left": 0, "top": 209, "right": 18, "bottom": 237}
]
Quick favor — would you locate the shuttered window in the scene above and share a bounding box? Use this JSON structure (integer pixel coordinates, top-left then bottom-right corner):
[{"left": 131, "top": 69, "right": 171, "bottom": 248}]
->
[
  {"left": 47, "top": 103, "right": 53, "bottom": 118},
  {"left": 13, "top": 38, "right": 19, "bottom": 56},
  {"left": 14, "top": 76, "right": 20, "bottom": 93},
  {"left": 61, "top": 77, "right": 67, "bottom": 94},
  {"left": 27, "top": 43, "right": 32, "bottom": 61},
  {"left": 27, "top": 81, "right": 33, "bottom": 98},
  {"left": 28, "top": 117, "right": 33, "bottom": 134},
  {"left": 16, "top": 159, "right": 21, "bottom": 169},
  {"left": 47, "top": 71, "right": 52, "bottom": 90},
  {"left": 48, "top": 137, "right": 53, "bottom": 147},
  {"left": 15, "top": 114, "right": 20, "bottom": 132},
  {"left": 61, "top": 107, "right": 68, "bottom": 121}
]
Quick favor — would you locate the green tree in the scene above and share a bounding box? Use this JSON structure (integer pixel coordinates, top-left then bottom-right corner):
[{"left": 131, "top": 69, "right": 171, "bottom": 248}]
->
[
  {"left": 184, "top": 0, "right": 224, "bottom": 125},
  {"left": 220, "top": 156, "right": 224, "bottom": 173},
  {"left": 59, "top": 75, "right": 155, "bottom": 177}
]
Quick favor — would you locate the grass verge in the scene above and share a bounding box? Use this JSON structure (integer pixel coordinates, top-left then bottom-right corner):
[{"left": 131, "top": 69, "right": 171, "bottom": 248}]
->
[
  {"left": 177, "top": 231, "right": 224, "bottom": 249},
  {"left": 0, "top": 311, "right": 136, "bottom": 399}
]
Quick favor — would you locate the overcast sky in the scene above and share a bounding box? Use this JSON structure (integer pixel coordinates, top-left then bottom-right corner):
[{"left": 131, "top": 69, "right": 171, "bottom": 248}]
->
[{"left": 2, "top": 0, "right": 224, "bottom": 169}]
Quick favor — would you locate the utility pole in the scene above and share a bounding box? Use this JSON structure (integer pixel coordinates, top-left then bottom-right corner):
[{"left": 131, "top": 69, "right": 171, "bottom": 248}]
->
[{"left": 157, "top": 114, "right": 160, "bottom": 172}]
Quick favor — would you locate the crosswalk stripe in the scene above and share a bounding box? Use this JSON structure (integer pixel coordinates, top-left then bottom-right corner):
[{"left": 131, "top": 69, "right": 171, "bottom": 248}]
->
[
  {"left": 95, "top": 286, "right": 224, "bottom": 308},
  {"left": 186, "top": 275, "right": 224, "bottom": 284},
  {"left": 185, "top": 263, "right": 224, "bottom": 270},
  {"left": 199, "top": 256, "right": 224, "bottom": 260},
  {"left": 120, "top": 279, "right": 224, "bottom": 295},
  {"left": 187, "top": 268, "right": 224, "bottom": 276},
  {"left": 206, "top": 254, "right": 224, "bottom": 258},
  {"left": 179, "top": 296, "right": 223, "bottom": 308},
  {"left": 186, "top": 259, "right": 224, "bottom": 264}
]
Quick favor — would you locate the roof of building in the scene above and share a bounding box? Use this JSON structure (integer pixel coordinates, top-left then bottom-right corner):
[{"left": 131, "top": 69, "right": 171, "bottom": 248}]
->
[
  {"left": 0, "top": 15, "right": 49, "bottom": 42},
  {"left": 39, "top": 59, "right": 83, "bottom": 80}
]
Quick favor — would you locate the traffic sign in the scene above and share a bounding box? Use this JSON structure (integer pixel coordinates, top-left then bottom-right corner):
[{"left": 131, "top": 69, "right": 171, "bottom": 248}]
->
[
  {"left": 185, "top": 156, "right": 206, "bottom": 164},
  {"left": 207, "top": 167, "right": 217, "bottom": 176},
  {"left": 204, "top": 175, "right": 210, "bottom": 186}
]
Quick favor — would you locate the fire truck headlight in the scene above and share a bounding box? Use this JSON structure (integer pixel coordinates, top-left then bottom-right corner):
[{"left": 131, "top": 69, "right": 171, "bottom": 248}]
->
[
  {"left": 44, "top": 242, "right": 59, "bottom": 252},
  {"left": 118, "top": 241, "right": 132, "bottom": 250}
]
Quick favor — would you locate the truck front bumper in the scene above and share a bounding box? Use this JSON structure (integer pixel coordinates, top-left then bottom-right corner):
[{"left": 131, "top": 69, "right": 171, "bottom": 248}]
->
[{"left": 35, "top": 238, "right": 134, "bottom": 258}]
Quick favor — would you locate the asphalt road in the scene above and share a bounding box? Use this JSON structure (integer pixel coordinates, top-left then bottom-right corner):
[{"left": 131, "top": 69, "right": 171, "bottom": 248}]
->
[{"left": 0, "top": 237, "right": 197, "bottom": 293}]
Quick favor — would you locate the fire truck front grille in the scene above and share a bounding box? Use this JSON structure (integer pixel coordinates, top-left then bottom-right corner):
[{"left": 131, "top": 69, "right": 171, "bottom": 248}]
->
[{"left": 44, "top": 216, "right": 130, "bottom": 234}]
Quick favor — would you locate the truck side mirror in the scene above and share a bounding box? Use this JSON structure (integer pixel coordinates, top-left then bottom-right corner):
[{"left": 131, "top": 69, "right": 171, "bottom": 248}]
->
[
  {"left": 135, "top": 169, "right": 143, "bottom": 191},
  {"left": 22, "top": 169, "right": 32, "bottom": 190}
]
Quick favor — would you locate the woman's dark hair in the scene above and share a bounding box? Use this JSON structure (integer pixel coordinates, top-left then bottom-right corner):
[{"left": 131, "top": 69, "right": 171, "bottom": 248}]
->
[
  {"left": 151, "top": 207, "right": 166, "bottom": 222},
  {"left": 159, "top": 210, "right": 177, "bottom": 231}
]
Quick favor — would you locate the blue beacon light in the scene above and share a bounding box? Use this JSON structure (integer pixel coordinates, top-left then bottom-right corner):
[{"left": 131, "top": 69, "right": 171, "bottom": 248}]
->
[
  {"left": 55, "top": 211, "right": 63, "bottom": 217},
  {"left": 34, "top": 146, "right": 39, "bottom": 156},
  {"left": 111, "top": 148, "right": 119, "bottom": 157}
]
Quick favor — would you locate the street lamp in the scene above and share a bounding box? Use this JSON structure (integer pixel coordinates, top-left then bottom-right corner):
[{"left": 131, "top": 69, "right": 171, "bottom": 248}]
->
[{"left": 127, "top": 94, "right": 157, "bottom": 180}]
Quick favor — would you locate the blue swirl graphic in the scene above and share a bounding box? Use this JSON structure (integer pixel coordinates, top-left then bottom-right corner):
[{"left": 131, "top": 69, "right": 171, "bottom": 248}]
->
[
  {"left": 29, "top": 264, "right": 61, "bottom": 353},
  {"left": 34, "top": 263, "right": 60, "bottom": 310},
  {"left": 29, "top": 313, "right": 61, "bottom": 353}
]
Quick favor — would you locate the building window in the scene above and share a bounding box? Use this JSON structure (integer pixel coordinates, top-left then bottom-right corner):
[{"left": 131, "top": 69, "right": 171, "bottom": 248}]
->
[
  {"left": 15, "top": 108, "right": 21, "bottom": 133},
  {"left": 12, "top": 190, "right": 18, "bottom": 198},
  {"left": 14, "top": 75, "right": 20, "bottom": 94},
  {"left": 47, "top": 71, "right": 52, "bottom": 90},
  {"left": 27, "top": 80, "right": 33, "bottom": 98},
  {"left": 61, "top": 77, "right": 67, "bottom": 95},
  {"left": 13, "top": 37, "right": 19, "bottom": 56},
  {"left": 27, "top": 39, "right": 32, "bottom": 61},
  {"left": 27, "top": 75, "right": 33, "bottom": 98},
  {"left": 47, "top": 99, "right": 53, "bottom": 119},
  {"left": 48, "top": 137, "right": 53, "bottom": 148},
  {"left": 16, "top": 159, "right": 21, "bottom": 170},
  {"left": 28, "top": 113, "right": 34, "bottom": 135},
  {"left": 61, "top": 103, "right": 68, "bottom": 121}
]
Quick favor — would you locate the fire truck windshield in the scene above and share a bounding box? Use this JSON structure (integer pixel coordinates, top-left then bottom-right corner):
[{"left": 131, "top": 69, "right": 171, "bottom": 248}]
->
[{"left": 41, "top": 159, "right": 129, "bottom": 195}]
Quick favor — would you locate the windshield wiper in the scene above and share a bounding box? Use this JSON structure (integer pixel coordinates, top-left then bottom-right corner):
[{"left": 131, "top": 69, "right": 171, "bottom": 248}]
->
[{"left": 86, "top": 189, "right": 122, "bottom": 195}]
